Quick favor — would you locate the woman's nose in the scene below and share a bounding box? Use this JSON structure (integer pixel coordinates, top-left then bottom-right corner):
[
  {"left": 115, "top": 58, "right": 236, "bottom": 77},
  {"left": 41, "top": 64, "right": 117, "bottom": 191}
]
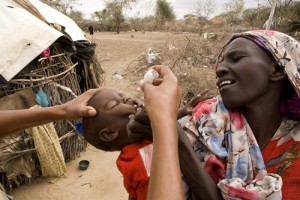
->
[{"left": 216, "top": 64, "right": 229, "bottom": 78}]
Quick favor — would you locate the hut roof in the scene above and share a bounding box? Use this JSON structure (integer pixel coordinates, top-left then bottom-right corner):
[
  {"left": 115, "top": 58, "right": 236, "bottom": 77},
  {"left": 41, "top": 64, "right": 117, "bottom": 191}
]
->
[{"left": 0, "top": 0, "right": 86, "bottom": 81}]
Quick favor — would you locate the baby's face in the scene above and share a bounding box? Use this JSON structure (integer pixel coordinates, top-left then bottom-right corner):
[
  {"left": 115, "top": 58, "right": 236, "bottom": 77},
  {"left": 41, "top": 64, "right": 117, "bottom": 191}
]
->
[{"left": 90, "top": 88, "right": 143, "bottom": 133}]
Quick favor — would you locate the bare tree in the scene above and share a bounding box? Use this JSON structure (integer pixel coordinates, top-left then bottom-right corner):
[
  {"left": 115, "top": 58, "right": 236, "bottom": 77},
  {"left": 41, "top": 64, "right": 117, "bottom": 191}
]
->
[
  {"left": 40, "top": 0, "right": 80, "bottom": 14},
  {"left": 135, "top": 0, "right": 155, "bottom": 17},
  {"left": 224, "top": 0, "right": 245, "bottom": 25},
  {"left": 264, "top": 0, "right": 277, "bottom": 29},
  {"left": 195, "top": 0, "right": 216, "bottom": 19},
  {"left": 264, "top": 0, "right": 299, "bottom": 29},
  {"left": 103, "top": 0, "right": 137, "bottom": 33},
  {"left": 266, "top": 0, "right": 293, "bottom": 7}
]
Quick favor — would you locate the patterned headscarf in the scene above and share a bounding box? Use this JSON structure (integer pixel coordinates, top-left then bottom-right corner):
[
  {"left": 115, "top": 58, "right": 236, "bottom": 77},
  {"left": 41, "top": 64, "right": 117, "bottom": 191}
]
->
[{"left": 227, "top": 30, "right": 300, "bottom": 97}]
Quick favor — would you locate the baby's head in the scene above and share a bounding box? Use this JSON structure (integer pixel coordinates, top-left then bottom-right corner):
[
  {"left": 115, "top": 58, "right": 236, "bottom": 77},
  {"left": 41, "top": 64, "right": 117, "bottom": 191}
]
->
[{"left": 82, "top": 88, "right": 143, "bottom": 151}]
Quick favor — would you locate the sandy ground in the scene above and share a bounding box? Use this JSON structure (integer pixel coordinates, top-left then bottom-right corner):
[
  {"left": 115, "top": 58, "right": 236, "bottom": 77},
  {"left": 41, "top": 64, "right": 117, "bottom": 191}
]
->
[
  {"left": 12, "top": 31, "right": 184, "bottom": 200},
  {"left": 12, "top": 146, "right": 126, "bottom": 200}
]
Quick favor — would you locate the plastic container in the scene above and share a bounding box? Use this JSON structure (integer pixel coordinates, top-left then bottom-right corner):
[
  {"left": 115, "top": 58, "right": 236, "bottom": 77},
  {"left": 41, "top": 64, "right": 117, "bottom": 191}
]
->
[
  {"left": 79, "top": 160, "right": 90, "bottom": 170},
  {"left": 143, "top": 68, "right": 159, "bottom": 83}
]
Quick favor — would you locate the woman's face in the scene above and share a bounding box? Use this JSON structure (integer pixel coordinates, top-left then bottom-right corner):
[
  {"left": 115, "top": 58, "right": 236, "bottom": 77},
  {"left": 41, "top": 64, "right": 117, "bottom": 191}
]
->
[{"left": 216, "top": 37, "right": 276, "bottom": 108}]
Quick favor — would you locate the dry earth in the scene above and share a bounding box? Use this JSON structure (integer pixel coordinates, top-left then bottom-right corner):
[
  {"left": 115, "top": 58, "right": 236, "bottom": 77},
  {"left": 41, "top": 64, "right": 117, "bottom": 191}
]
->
[{"left": 12, "top": 31, "right": 217, "bottom": 200}]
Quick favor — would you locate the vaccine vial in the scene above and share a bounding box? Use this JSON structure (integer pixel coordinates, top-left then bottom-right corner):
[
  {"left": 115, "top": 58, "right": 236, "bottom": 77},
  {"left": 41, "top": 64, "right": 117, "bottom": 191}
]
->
[{"left": 143, "top": 68, "right": 159, "bottom": 83}]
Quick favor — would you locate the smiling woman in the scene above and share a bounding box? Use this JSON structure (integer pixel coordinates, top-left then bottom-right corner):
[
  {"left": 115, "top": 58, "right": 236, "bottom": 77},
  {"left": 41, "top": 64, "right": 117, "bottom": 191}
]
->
[
  {"left": 216, "top": 36, "right": 277, "bottom": 108},
  {"left": 176, "top": 30, "right": 300, "bottom": 199}
]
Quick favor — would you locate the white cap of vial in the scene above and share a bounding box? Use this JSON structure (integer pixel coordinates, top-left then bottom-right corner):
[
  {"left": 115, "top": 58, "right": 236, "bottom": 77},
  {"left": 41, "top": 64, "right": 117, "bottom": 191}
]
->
[{"left": 143, "top": 68, "right": 159, "bottom": 83}]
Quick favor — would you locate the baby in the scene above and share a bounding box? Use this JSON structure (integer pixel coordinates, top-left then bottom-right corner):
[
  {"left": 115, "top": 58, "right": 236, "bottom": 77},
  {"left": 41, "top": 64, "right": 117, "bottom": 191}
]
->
[{"left": 82, "top": 87, "right": 203, "bottom": 200}]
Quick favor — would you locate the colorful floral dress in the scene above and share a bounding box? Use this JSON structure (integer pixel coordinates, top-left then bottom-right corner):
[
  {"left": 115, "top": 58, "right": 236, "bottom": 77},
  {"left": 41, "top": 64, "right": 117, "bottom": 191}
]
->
[
  {"left": 263, "top": 120, "right": 300, "bottom": 200},
  {"left": 179, "top": 96, "right": 289, "bottom": 199}
]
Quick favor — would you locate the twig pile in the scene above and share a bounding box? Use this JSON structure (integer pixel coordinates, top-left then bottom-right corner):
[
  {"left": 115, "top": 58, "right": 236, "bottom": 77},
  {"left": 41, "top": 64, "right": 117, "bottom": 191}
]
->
[{"left": 124, "top": 32, "right": 232, "bottom": 104}]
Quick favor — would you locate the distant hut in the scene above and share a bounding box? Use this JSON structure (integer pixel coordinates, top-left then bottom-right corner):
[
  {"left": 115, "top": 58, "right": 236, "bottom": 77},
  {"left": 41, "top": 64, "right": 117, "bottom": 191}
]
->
[{"left": 0, "top": 0, "right": 104, "bottom": 196}]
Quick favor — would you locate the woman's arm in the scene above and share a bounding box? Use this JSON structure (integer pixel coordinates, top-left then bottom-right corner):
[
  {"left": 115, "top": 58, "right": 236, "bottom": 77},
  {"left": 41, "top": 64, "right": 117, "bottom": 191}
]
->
[
  {"left": 141, "top": 65, "right": 184, "bottom": 200},
  {"left": 0, "top": 88, "right": 100, "bottom": 137}
]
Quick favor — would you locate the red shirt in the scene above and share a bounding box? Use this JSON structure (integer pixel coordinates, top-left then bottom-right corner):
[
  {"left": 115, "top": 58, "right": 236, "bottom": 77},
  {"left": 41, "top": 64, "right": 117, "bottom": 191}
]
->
[
  {"left": 116, "top": 140, "right": 152, "bottom": 200},
  {"left": 263, "top": 136, "right": 300, "bottom": 199}
]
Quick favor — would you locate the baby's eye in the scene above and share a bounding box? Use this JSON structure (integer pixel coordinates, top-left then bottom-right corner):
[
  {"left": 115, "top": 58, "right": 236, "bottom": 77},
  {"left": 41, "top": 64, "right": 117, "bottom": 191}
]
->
[
  {"left": 107, "top": 101, "right": 119, "bottom": 109},
  {"left": 111, "top": 103, "right": 118, "bottom": 108}
]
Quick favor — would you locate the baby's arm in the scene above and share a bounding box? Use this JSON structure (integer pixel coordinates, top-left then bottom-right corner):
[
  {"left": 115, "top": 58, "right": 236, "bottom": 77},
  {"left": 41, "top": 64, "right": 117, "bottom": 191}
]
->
[{"left": 177, "top": 90, "right": 210, "bottom": 119}]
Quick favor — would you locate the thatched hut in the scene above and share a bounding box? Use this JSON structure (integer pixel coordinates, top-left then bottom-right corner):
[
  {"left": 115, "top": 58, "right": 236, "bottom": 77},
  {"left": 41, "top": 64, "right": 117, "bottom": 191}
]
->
[{"left": 0, "top": 0, "right": 104, "bottom": 196}]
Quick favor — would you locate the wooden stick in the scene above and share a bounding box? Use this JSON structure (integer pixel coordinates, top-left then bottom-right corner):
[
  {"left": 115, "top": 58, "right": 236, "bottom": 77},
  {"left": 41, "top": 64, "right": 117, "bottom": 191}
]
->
[{"left": 9, "top": 63, "right": 78, "bottom": 83}]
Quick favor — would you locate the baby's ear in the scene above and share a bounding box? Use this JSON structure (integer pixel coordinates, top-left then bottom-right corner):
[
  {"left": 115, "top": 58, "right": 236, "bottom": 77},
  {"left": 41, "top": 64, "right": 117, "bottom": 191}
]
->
[{"left": 98, "top": 128, "right": 119, "bottom": 142}]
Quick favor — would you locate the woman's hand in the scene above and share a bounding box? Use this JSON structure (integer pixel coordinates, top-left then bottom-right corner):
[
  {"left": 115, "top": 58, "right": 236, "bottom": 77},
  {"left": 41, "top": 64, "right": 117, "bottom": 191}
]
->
[
  {"left": 140, "top": 65, "right": 181, "bottom": 121},
  {"left": 0, "top": 88, "right": 102, "bottom": 137},
  {"left": 61, "top": 88, "right": 101, "bottom": 119}
]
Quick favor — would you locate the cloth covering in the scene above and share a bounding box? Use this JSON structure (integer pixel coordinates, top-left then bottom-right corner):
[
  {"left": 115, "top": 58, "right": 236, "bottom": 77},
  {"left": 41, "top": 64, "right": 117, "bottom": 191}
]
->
[
  {"left": 180, "top": 97, "right": 282, "bottom": 200},
  {"left": 116, "top": 140, "right": 192, "bottom": 200},
  {"left": 116, "top": 140, "right": 152, "bottom": 200},
  {"left": 262, "top": 120, "right": 300, "bottom": 199},
  {"left": 26, "top": 105, "right": 66, "bottom": 178}
]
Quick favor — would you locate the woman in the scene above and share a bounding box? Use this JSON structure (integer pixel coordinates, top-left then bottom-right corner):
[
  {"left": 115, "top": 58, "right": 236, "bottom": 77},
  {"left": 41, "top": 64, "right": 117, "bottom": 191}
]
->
[{"left": 136, "top": 30, "right": 300, "bottom": 199}]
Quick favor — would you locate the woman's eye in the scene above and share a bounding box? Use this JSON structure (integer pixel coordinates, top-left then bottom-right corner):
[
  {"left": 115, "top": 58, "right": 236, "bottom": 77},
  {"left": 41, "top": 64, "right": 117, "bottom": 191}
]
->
[{"left": 232, "top": 56, "right": 243, "bottom": 62}]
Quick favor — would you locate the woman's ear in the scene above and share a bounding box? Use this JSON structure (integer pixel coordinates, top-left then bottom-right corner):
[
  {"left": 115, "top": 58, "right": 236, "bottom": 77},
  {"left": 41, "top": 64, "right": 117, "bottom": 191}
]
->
[
  {"left": 98, "top": 128, "right": 119, "bottom": 142},
  {"left": 270, "top": 62, "right": 286, "bottom": 81}
]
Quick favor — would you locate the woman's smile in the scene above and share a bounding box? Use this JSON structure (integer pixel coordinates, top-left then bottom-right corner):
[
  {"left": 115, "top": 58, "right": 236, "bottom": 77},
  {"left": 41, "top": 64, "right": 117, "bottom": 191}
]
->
[{"left": 217, "top": 79, "right": 236, "bottom": 90}]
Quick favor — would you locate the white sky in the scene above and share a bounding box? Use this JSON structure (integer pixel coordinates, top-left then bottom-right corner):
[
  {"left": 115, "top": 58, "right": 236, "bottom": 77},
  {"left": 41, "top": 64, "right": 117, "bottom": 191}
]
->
[{"left": 74, "top": 0, "right": 268, "bottom": 19}]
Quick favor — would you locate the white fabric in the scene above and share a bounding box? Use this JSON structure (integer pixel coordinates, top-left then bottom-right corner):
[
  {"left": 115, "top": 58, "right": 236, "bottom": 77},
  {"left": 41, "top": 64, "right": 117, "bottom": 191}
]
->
[
  {"left": 0, "top": 0, "right": 63, "bottom": 81},
  {"left": 0, "top": 0, "right": 87, "bottom": 81},
  {"left": 138, "top": 143, "right": 153, "bottom": 177},
  {"left": 29, "top": 0, "right": 86, "bottom": 41}
]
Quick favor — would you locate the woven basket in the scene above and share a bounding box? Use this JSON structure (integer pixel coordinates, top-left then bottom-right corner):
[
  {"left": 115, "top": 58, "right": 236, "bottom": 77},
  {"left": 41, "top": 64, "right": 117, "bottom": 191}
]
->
[{"left": 26, "top": 105, "right": 66, "bottom": 178}]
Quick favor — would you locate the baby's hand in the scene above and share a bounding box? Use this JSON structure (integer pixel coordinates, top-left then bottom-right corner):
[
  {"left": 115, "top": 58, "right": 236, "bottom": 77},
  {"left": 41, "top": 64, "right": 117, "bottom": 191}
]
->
[
  {"left": 126, "top": 109, "right": 153, "bottom": 142},
  {"left": 177, "top": 90, "right": 210, "bottom": 119}
]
